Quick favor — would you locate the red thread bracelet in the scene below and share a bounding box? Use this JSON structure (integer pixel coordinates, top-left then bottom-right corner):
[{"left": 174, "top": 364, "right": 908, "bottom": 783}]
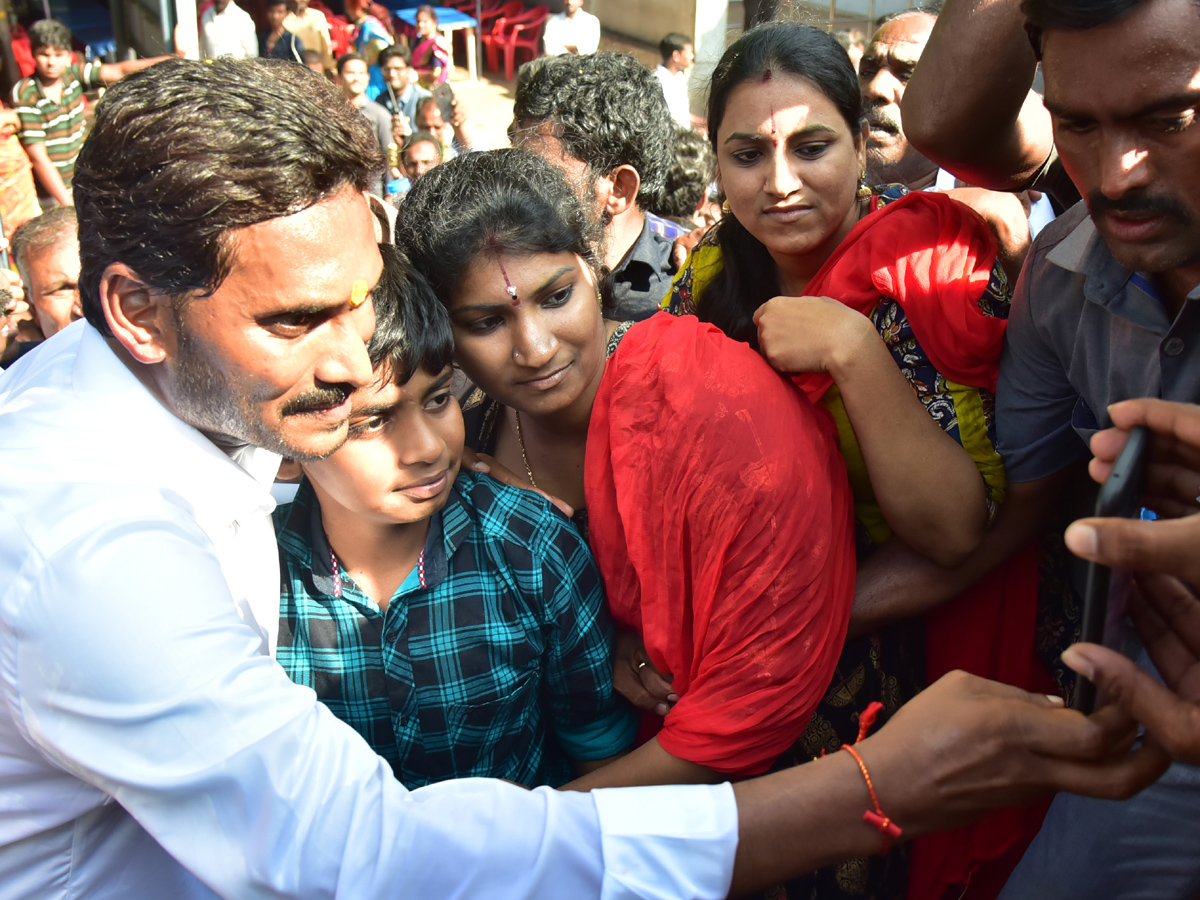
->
[{"left": 840, "top": 700, "right": 901, "bottom": 853}]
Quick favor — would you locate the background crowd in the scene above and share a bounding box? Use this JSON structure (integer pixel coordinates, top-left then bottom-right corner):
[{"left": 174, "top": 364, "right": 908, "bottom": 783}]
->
[{"left": 1, "top": 0, "right": 1200, "bottom": 899}]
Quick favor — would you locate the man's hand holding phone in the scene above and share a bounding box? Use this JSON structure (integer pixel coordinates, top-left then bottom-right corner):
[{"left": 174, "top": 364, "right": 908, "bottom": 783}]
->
[{"left": 1062, "top": 398, "right": 1200, "bottom": 762}]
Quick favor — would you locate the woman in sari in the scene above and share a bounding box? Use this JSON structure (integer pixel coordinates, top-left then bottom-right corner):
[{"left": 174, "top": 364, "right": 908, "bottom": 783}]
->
[
  {"left": 397, "top": 149, "right": 990, "bottom": 794},
  {"left": 666, "top": 22, "right": 1052, "bottom": 900},
  {"left": 410, "top": 4, "right": 452, "bottom": 85}
]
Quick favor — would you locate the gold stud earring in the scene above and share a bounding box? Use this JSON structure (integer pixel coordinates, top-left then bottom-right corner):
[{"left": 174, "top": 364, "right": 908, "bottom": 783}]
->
[
  {"left": 721, "top": 198, "right": 732, "bottom": 214},
  {"left": 856, "top": 171, "right": 873, "bottom": 200}
]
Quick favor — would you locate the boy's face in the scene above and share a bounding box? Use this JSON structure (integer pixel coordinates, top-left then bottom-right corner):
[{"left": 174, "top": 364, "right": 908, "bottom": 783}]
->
[
  {"left": 34, "top": 46, "right": 72, "bottom": 82},
  {"left": 303, "top": 364, "right": 464, "bottom": 526}
]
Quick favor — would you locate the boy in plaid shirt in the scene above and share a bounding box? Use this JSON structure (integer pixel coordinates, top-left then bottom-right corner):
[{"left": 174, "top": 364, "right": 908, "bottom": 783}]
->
[{"left": 275, "top": 245, "right": 634, "bottom": 788}]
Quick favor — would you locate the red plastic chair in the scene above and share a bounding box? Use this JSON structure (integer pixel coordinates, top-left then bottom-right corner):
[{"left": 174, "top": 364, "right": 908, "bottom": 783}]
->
[
  {"left": 500, "top": 4, "right": 547, "bottom": 81},
  {"left": 481, "top": 4, "right": 544, "bottom": 74}
]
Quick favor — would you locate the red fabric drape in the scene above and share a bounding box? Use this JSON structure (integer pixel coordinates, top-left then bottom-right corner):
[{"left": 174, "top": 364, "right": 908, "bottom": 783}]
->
[
  {"left": 586, "top": 314, "right": 857, "bottom": 776},
  {"left": 790, "top": 190, "right": 1004, "bottom": 403}
]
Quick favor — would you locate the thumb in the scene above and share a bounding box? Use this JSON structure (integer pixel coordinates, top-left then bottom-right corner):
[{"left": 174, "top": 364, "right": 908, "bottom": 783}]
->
[
  {"left": 1064, "top": 642, "right": 1200, "bottom": 765},
  {"left": 1064, "top": 516, "right": 1200, "bottom": 585}
]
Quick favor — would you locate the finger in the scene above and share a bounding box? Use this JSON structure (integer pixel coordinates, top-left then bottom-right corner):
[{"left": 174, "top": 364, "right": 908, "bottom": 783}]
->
[
  {"left": 1141, "top": 494, "right": 1198, "bottom": 521},
  {"left": 1064, "top": 516, "right": 1200, "bottom": 584},
  {"left": 634, "top": 661, "right": 675, "bottom": 702},
  {"left": 1108, "top": 399, "right": 1200, "bottom": 460},
  {"left": 1088, "top": 426, "right": 1131, "bottom": 467},
  {"left": 1131, "top": 573, "right": 1200, "bottom": 673},
  {"left": 1031, "top": 741, "right": 1169, "bottom": 800},
  {"left": 1006, "top": 693, "right": 1138, "bottom": 761},
  {"left": 613, "top": 665, "right": 665, "bottom": 713},
  {"left": 1064, "top": 643, "right": 1200, "bottom": 766}
]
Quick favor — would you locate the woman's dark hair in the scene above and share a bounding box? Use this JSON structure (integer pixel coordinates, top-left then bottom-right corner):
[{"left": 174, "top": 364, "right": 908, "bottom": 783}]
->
[
  {"left": 74, "top": 58, "right": 381, "bottom": 336},
  {"left": 396, "top": 148, "right": 603, "bottom": 309},
  {"left": 416, "top": 3, "right": 438, "bottom": 24},
  {"left": 700, "top": 23, "right": 863, "bottom": 347},
  {"left": 368, "top": 243, "right": 454, "bottom": 385}
]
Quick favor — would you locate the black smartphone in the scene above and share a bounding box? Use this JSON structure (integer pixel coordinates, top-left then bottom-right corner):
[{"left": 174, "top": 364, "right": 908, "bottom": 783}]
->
[
  {"left": 432, "top": 83, "right": 454, "bottom": 122},
  {"left": 1073, "top": 424, "right": 1150, "bottom": 712}
]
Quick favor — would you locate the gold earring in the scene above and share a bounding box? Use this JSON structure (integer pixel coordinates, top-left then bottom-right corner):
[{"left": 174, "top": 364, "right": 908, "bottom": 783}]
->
[
  {"left": 856, "top": 171, "right": 872, "bottom": 200},
  {"left": 721, "top": 198, "right": 732, "bottom": 214}
]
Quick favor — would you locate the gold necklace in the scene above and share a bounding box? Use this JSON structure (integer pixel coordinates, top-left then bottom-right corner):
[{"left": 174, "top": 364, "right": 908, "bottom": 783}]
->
[{"left": 514, "top": 410, "right": 537, "bottom": 488}]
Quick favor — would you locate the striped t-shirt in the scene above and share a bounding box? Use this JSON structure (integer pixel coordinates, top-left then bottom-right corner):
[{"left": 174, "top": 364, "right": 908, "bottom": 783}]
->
[{"left": 13, "top": 63, "right": 103, "bottom": 189}]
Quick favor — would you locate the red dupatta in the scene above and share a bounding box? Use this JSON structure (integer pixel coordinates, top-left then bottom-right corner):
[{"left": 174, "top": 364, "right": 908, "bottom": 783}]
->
[
  {"left": 790, "top": 190, "right": 1005, "bottom": 402},
  {"left": 585, "top": 314, "right": 856, "bottom": 776}
]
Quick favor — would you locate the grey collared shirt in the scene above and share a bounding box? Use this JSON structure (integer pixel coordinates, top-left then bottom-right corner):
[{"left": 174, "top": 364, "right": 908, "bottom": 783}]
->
[
  {"left": 997, "top": 201, "right": 1200, "bottom": 482},
  {"left": 607, "top": 215, "right": 677, "bottom": 322}
]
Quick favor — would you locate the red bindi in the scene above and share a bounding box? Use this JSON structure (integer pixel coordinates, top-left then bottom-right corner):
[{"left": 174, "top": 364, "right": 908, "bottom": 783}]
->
[
  {"left": 487, "top": 236, "right": 520, "bottom": 304},
  {"left": 763, "top": 69, "right": 778, "bottom": 145}
]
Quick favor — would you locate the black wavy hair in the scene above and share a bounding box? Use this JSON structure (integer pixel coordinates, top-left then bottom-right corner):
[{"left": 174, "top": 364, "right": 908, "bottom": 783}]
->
[
  {"left": 699, "top": 23, "right": 863, "bottom": 347},
  {"left": 395, "top": 148, "right": 602, "bottom": 310},
  {"left": 74, "top": 58, "right": 381, "bottom": 337},
  {"left": 1020, "top": 0, "right": 1190, "bottom": 56},
  {"left": 513, "top": 52, "right": 675, "bottom": 211},
  {"left": 653, "top": 127, "right": 713, "bottom": 219},
  {"left": 368, "top": 243, "right": 454, "bottom": 384}
]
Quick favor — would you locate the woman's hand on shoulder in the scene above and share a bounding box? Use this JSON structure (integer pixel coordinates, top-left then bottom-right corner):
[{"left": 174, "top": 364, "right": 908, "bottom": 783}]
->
[
  {"left": 612, "top": 631, "right": 677, "bottom": 716},
  {"left": 462, "top": 447, "right": 575, "bottom": 517},
  {"left": 754, "top": 295, "right": 878, "bottom": 376}
]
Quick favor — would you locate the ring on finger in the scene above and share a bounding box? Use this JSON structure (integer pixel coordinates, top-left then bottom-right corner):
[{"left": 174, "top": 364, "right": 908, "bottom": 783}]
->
[{"left": 637, "top": 661, "right": 648, "bottom": 670}]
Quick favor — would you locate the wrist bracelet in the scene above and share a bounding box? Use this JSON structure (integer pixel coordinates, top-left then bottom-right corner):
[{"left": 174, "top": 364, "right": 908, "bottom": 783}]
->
[{"left": 840, "top": 700, "right": 902, "bottom": 853}]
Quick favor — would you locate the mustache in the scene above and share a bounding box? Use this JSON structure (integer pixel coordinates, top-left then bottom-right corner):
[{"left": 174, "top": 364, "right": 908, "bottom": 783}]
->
[
  {"left": 865, "top": 108, "right": 901, "bottom": 134},
  {"left": 281, "top": 385, "right": 352, "bottom": 416},
  {"left": 1088, "top": 190, "right": 1192, "bottom": 224}
]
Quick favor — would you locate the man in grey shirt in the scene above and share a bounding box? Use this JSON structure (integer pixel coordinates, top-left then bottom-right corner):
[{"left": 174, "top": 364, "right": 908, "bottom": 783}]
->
[{"left": 337, "top": 52, "right": 392, "bottom": 196}]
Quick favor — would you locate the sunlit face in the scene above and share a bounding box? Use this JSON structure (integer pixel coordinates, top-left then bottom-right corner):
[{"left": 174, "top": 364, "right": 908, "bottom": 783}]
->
[
  {"left": 157, "top": 187, "right": 380, "bottom": 461},
  {"left": 672, "top": 43, "right": 695, "bottom": 71},
  {"left": 416, "top": 11, "right": 436, "bottom": 36},
  {"left": 339, "top": 59, "right": 370, "bottom": 98},
  {"left": 402, "top": 139, "right": 441, "bottom": 181},
  {"left": 716, "top": 72, "right": 866, "bottom": 270},
  {"left": 302, "top": 364, "right": 463, "bottom": 526},
  {"left": 860, "top": 13, "right": 935, "bottom": 184},
  {"left": 447, "top": 250, "right": 606, "bottom": 421},
  {"left": 383, "top": 56, "right": 410, "bottom": 89},
  {"left": 1043, "top": 0, "right": 1200, "bottom": 284},
  {"left": 417, "top": 100, "right": 445, "bottom": 131},
  {"left": 24, "top": 232, "right": 81, "bottom": 338},
  {"left": 33, "top": 46, "right": 71, "bottom": 82}
]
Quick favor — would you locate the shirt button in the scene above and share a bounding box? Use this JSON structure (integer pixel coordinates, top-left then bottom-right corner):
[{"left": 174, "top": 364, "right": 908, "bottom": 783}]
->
[{"left": 1164, "top": 337, "right": 1185, "bottom": 357}]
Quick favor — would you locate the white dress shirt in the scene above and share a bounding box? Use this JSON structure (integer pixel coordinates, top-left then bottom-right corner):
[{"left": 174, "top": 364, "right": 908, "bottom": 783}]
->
[
  {"left": 200, "top": 1, "right": 259, "bottom": 60},
  {"left": 0, "top": 321, "right": 739, "bottom": 899},
  {"left": 542, "top": 10, "right": 601, "bottom": 56},
  {"left": 653, "top": 64, "right": 691, "bottom": 129}
]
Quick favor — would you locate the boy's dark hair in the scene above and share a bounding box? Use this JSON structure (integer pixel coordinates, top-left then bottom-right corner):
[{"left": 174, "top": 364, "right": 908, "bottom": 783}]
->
[
  {"left": 700, "top": 23, "right": 863, "bottom": 347},
  {"left": 513, "top": 52, "right": 675, "bottom": 211},
  {"left": 378, "top": 44, "right": 412, "bottom": 67},
  {"left": 368, "top": 243, "right": 454, "bottom": 384},
  {"left": 653, "top": 127, "right": 713, "bottom": 219},
  {"left": 659, "top": 32, "right": 692, "bottom": 61},
  {"left": 336, "top": 51, "right": 366, "bottom": 74},
  {"left": 265, "top": 0, "right": 287, "bottom": 8},
  {"left": 29, "top": 19, "right": 73, "bottom": 54},
  {"left": 396, "top": 148, "right": 602, "bottom": 308},
  {"left": 301, "top": 48, "right": 324, "bottom": 66},
  {"left": 74, "top": 58, "right": 381, "bottom": 336}
]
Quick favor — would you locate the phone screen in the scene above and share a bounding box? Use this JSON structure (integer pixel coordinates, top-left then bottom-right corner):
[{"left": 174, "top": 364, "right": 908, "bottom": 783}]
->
[{"left": 1073, "top": 425, "right": 1150, "bottom": 712}]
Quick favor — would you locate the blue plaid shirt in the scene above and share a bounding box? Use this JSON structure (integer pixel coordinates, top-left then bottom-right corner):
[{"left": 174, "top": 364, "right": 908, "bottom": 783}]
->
[{"left": 274, "top": 471, "right": 635, "bottom": 788}]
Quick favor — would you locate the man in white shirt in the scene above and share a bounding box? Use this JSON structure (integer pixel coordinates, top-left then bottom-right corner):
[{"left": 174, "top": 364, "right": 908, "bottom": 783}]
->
[
  {"left": 542, "top": 0, "right": 600, "bottom": 56},
  {"left": 653, "top": 32, "right": 698, "bottom": 131},
  {"left": 0, "top": 55, "right": 1167, "bottom": 900},
  {"left": 201, "top": 0, "right": 259, "bottom": 60}
]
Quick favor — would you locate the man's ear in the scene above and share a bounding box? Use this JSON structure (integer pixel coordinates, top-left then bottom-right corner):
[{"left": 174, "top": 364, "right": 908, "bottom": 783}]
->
[
  {"left": 100, "top": 263, "right": 177, "bottom": 365},
  {"left": 599, "top": 164, "right": 641, "bottom": 218}
]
